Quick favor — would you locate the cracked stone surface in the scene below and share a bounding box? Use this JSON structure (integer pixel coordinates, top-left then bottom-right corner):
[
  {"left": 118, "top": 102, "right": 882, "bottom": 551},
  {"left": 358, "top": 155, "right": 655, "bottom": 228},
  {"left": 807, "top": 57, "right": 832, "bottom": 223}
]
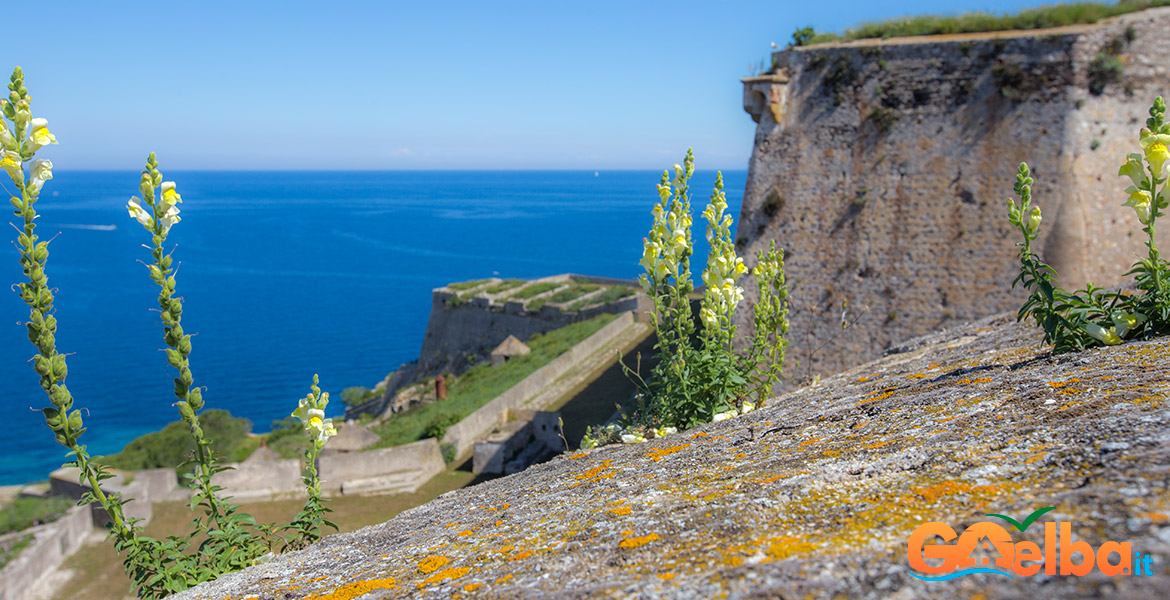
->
[{"left": 174, "top": 313, "right": 1170, "bottom": 599}]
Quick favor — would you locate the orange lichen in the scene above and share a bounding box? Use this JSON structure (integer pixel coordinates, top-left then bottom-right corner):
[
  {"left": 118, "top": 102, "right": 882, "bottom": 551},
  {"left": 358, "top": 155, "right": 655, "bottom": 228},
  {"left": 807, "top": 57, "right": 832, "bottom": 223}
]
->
[
  {"left": 799, "top": 438, "right": 822, "bottom": 446},
  {"left": 857, "top": 376, "right": 871, "bottom": 382},
  {"left": 306, "top": 578, "right": 396, "bottom": 600},
  {"left": 936, "top": 416, "right": 959, "bottom": 423},
  {"left": 621, "top": 530, "right": 635, "bottom": 536},
  {"left": 463, "top": 582, "right": 484, "bottom": 592},
  {"left": 422, "top": 567, "right": 471, "bottom": 585},
  {"left": 906, "top": 373, "right": 927, "bottom": 379},
  {"left": 657, "top": 573, "right": 677, "bottom": 581},
  {"left": 619, "top": 533, "right": 660, "bottom": 549},
  {"left": 608, "top": 506, "right": 632, "bottom": 516},
  {"left": 417, "top": 555, "right": 451, "bottom": 574},
  {"left": 1141, "top": 512, "right": 1169, "bottom": 523},
  {"left": 916, "top": 481, "right": 972, "bottom": 502},
  {"left": 1024, "top": 453, "right": 1047, "bottom": 465},
  {"left": 765, "top": 536, "right": 818, "bottom": 561},
  {"left": 568, "top": 453, "right": 590, "bottom": 459},
  {"left": 691, "top": 432, "right": 709, "bottom": 439},
  {"left": 510, "top": 550, "right": 534, "bottom": 561},
  {"left": 1047, "top": 378, "right": 1081, "bottom": 388},
  {"left": 647, "top": 444, "right": 691, "bottom": 462},
  {"left": 495, "top": 575, "right": 513, "bottom": 584}
]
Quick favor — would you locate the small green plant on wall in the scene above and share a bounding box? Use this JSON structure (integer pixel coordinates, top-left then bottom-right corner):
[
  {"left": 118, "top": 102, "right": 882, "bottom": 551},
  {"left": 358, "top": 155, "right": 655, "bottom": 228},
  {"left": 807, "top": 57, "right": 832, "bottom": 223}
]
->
[
  {"left": 612, "top": 150, "right": 789, "bottom": 440},
  {"left": 1008, "top": 96, "right": 1170, "bottom": 351},
  {"left": 5, "top": 67, "right": 337, "bottom": 598}
]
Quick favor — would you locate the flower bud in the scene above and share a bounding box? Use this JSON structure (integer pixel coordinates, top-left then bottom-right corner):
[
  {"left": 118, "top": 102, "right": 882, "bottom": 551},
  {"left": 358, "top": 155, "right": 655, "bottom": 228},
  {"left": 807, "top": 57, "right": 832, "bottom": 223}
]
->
[{"left": 1025, "top": 206, "right": 1042, "bottom": 235}]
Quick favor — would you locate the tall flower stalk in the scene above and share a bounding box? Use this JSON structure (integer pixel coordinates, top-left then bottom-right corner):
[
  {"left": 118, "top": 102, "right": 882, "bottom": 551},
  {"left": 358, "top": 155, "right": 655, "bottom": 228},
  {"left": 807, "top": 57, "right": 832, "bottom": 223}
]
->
[
  {"left": 625, "top": 150, "right": 789, "bottom": 432},
  {"left": 1009, "top": 96, "right": 1169, "bottom": 351},
  {"left": 286, "top": 375, "right": 337, "bottom": 550},
  {"left": 6, "top": 66, "right": 341, "bottom": 598}
]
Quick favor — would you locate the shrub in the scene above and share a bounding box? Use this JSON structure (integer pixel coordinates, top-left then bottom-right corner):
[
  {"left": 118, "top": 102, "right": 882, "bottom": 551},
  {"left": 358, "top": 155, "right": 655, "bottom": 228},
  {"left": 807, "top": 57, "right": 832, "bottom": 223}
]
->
[
  {"left": 623, "top": 150, "right": 790, "bottom": 431},
  {"left": 1008, "top": 96, "right": 1170, "bottom": 351},
  {"left": 98, "top": 409, "right": 255, "bottom": 472}
]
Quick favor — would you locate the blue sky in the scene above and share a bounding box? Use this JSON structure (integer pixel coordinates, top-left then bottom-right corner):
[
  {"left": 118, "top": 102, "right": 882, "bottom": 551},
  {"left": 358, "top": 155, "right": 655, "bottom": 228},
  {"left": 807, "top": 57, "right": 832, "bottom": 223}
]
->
[{"left": 16, "top": 0, "right": 1058, "bottom": 170}]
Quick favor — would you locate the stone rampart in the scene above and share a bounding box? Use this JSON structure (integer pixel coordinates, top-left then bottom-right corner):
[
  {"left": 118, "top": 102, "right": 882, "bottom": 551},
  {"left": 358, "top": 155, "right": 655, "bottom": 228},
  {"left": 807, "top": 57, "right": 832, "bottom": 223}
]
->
[
  {"left": 738, "top": 8, "right": 1170, "bottom": 385},
  {"left": 316, "top": 439, "right": 444, "bottom": 496},
  {"left": 441, "top": 311, "right": 635, "bottom": 459},
  {"left": 0, "top": 505, "right": 92, "bottom": 600}
]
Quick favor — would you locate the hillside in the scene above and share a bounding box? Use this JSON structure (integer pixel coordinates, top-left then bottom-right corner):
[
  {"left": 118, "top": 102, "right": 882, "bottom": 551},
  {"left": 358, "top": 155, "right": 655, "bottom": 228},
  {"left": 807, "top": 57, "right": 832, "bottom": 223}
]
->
[{"left": 174, "top": 312, "right": 1170, "bottom": 599}]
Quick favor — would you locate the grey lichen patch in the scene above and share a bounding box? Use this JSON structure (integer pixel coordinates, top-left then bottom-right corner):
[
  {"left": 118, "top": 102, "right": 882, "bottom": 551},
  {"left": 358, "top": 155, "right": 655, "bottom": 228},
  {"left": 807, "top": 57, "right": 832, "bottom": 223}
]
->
[{"left": 176, "top": 313, "right": 1170, "bottom": 599}]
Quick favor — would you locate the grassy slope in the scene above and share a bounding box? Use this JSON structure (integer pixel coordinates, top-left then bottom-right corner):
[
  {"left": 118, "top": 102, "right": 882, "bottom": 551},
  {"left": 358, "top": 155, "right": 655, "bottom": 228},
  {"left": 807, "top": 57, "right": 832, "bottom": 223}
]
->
[
  {"left": 802, "top": 1, "right": 1170, "bottom": 45},
  {"left": 369, "top": 313, "right": 617, "bottom": 449},
  {"left": 50, "top": 470, "right": 479, "bottom": 600}
]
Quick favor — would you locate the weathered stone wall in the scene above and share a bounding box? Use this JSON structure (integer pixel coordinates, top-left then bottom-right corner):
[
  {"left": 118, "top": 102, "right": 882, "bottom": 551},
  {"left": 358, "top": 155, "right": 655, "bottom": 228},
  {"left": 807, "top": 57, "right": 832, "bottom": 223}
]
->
[
  {"left": 441, "top": 312, "right": 636, "bottom": 459},
  {"left": 317, "top": 439, "right": 445, "bottom": 496},
  {"left": 737, "top": 9, "right": 1170, "bottom": 385},
  {"left": 0, "top": 505, "right": 92, "bottom": 600}
]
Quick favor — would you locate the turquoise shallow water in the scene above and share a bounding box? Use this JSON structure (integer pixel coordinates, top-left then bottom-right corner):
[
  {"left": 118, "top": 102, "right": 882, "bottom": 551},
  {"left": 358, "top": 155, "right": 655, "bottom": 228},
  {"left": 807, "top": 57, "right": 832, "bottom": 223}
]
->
[{"left": 0, "top": 170, "right": 744, "bottom": 485}]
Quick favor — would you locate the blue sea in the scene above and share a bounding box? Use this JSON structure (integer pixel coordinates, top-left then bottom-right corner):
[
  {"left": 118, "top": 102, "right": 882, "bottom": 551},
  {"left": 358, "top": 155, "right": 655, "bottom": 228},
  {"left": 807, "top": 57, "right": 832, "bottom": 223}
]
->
[{"left": 0, "top": 170, "right": 744, "bottom": 485}]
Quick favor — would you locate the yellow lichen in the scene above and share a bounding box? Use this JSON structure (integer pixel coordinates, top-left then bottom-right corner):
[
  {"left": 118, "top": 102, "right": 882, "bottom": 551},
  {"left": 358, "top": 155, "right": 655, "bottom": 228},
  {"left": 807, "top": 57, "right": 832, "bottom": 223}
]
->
[
  {"left": 608, "top": 506, "right": 632, "bottom": 516},
  {"left": 495, "top": 575, "right": 513, "bottom": 584},
  {"left": 422, "top": 566, "right": 471, "bottom": 585},
  {"left": 510, "top": 549, "right": 534, "bottom": 561},
  {"left": 619, "top": 533, "right": 660, "bottom": 549},
  {"left": 463, "top": 582, "right": 483, "bottom": 592},
  {"left": 647, "top": 444, "right": 691, "bottom": 462},
  {"left": 417, "top": 555, "right": 451, "bottom": 574},
  {"left": 657, "top": 573, "right": 676, "bottom": 580},
  {"left": 765, "top": 536, "right": 818, "bottom": 561},
  {"left": 306, "top": 578, "right": 396, "bottom": 600}
]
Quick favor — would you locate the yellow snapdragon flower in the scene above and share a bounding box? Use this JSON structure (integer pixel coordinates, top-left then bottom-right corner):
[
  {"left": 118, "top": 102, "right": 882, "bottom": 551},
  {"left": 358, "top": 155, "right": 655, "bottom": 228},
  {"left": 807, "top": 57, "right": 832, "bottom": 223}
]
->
[
  {"left": 27, "top": 159, "right": 52, "bottom": 195},
  {"left": 25, "top": 118, "right": 57, "bottom": 152},
  {"left": 126, "top": 198, "right": 153, "bottom": 229},
  {"left": 1123, "top": 187, "right": 1153, "bottom": 224},
  {"left": 0, "top": 120, "right": 13, "bottom": 149},
  {"left": 1139, "top": 131, "right": 1170, "bottom": 179},
  {"left": 160, "top": 181, "right": 182, "bottom": 208},
  {"left": 1085, "top": 323, "right": 1121, "bottom": 346},
  {"left": 0, "top": 149, "right": 21, "bottom": 184}
]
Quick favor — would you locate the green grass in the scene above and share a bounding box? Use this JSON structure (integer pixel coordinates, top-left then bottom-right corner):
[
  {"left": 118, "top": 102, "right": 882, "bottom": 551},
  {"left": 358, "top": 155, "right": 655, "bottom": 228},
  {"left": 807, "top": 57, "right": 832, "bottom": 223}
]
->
[
  {"left": 568, "top": 285, "right": 634, "bottom": 312},
  {"left": 484, "top": 279, "right": 525, "bottom": 294},
  {"left": 0, "top": 534, "right": 32, "bottom": 569},
  {"left": 447, "top": 279, "right": 490, "bottom": 291},
  {"left": 0, "top": 495, "right": 74, "bottom": 535},
  {"left": 801, "top": 1, "right": 1169, "bottom": 45},
  {"left": 96, "top": 409, "right": 259, "bottom": 473},
  {"left": 528, "top": 283, "right": 600, "bottom": 311},
  {"left": 369, "top": 312, "right": 618, "bottom": 449},
  {"left": 508, "top": 281, "right": 563, "bottom": 301}
]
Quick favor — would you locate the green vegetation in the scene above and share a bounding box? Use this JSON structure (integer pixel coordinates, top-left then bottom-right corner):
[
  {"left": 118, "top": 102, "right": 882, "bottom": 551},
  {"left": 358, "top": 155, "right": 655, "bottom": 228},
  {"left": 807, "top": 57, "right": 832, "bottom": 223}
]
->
[
  {"left": 527, "top": 283, "right": 600, "bottom": 311},
  {"left": 508, "top": 281, "right": 562, "bottom": 301},
  {"left": 627, "top": 152, "right": 789, "bottom": 430},
  {"left": 446, "top": 279, "right": 489, "bottom": 291},
  {"left": 369, "top": 313, "right": 617, "bottom": 449},
  {"left": 0, "top": 495, "right": 74, "bottom": 535},
  {"left": 96, "top": 409, "right": 259, "bottom": 472},
  {"left": 796, "top": 1, "right": 1170, "bottom": 46},
  {"left": 264, "top": 416, "right": 312, "bottom": 460},
  {"left": 484, "top": 279, "right": 525, "bottom": 294},
  {"left": 1008, "top": 96, "right": 1170, "bottom": 351},
  {"left": 568, "top": 285, "right": 634, "bottom": 312},
  {"left": 0, "top": 534, "right": 32, "bottom": 569},
  {"left": 339, "top": 385, "right": 380, "bottom": 409}
]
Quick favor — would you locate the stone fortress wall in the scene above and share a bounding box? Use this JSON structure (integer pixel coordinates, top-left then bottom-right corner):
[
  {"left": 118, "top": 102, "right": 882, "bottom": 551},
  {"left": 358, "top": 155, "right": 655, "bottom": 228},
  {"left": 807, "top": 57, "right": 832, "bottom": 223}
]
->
[{"left": 737, "top": 8, "right": 1170, "bottom": 385}]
